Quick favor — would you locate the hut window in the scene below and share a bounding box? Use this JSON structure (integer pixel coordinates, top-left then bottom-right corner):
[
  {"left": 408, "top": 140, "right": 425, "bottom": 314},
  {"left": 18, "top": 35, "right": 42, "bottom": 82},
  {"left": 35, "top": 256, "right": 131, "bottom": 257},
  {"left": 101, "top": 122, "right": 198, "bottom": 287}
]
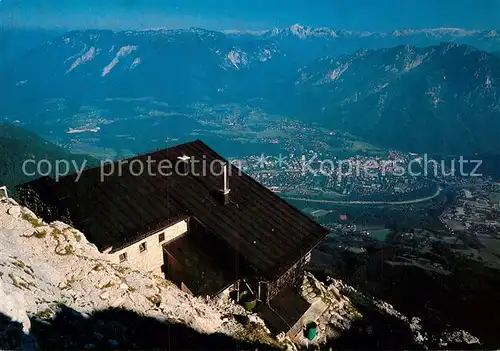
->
[
  {"left": 139, "top": 242, "right": 147, "bottom": 253},
  {"left": 159, "top": 233, "right": 165, "bottom": 243},
  {"left": 119, "top": 253, "right": 127, "bottom": 262}
]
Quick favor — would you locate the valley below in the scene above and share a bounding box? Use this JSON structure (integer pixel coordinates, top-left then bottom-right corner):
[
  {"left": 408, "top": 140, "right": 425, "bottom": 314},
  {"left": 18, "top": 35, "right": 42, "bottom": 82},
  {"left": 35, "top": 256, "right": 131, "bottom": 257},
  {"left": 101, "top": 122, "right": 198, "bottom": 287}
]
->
[
  {"left": 4, "top": 96, "right": 500, "bottom": 348},
  {"left": 2, "top": 94, "right": 500, "bottom": 349}
]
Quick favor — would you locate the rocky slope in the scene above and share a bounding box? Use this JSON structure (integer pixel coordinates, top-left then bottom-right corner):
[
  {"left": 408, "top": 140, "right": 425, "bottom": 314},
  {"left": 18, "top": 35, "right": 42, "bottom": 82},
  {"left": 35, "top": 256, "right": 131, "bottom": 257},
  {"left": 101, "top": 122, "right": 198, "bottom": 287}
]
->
[
  {"left": 297, "top": 272, "right": 481, "bottom": 350},
  {"left": 0, "top": 196, "right": 281, "bottom": 350}
]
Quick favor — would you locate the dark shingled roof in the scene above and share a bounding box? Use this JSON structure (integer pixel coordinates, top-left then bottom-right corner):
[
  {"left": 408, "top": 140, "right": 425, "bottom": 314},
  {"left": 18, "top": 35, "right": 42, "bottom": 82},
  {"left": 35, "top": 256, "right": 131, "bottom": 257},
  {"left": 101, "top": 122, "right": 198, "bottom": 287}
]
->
[{"left": 17, "top": 139, "right": 329, "bottom": 280}]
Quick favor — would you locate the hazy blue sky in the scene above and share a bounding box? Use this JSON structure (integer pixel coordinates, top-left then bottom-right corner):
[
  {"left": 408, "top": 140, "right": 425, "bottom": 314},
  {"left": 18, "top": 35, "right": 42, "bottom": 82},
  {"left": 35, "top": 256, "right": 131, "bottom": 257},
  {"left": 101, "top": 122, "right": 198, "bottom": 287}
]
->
[{"left": 1, "top": 0, "right": 499, "bottom": 31}]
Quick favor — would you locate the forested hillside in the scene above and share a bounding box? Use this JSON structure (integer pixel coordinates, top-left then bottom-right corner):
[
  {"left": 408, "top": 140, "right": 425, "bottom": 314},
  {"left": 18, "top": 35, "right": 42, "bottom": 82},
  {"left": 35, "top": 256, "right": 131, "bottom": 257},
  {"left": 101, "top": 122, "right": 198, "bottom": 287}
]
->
[{"left": 0, "top": 123, "right": 97, "bottom": 193}]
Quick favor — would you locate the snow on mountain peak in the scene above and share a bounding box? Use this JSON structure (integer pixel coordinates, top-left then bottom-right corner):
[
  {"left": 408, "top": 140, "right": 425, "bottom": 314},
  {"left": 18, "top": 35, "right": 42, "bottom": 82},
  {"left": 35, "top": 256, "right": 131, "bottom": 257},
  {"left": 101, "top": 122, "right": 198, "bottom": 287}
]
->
[
  {"left": 264, "top": 23, "right": 341, "bottom": 39},
  {"left": 315, "top": 62, "right": 351, "bottom": 84},
  {"left": 485, "top": 75, "right": 493, "bottom": 89},
  {"left": 225, "top": 48, "right": 248, "bottom": 70},
  {"left": 67, "top": 47, "right": 98, "bottom": 73},
  {"left": 221, "top": 29, "right": 268, "bottom": 36},
  {"left": 270, "top": 27, "right": 280, "bottom": 36},
  {"left": 101, "top": 45, "right": 137, "bottom": 77},
  {"left": 240, "top": 24, "right": 498, "bottom": 40},
  {"left": 403, "top": 51, "right": 433, "bottom": 72},
  {"left": 130, "top": 57, "right": 141, "bottom": 70},
  {"left": 392, "top": 27, "right": 482, "bottom": 38},
  {"left": 327, "top": 62, "right": 350, "bottom": 81},
  {"left": 289, "top": 23, "right": 309, "bottom": 38},
  {"left": 258, "top": 48, "right": 273, "bottom": 62}
]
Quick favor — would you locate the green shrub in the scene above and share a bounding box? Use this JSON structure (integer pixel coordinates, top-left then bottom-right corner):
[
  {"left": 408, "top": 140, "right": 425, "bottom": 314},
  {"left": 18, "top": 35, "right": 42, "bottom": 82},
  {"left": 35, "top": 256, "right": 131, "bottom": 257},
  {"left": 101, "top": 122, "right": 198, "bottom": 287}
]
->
[
  {"left": 35, "top": 308, "right": 53, "bottom": 319},
  {"left": 21, "top": 213, "right": 43, "bottom": 227},
  {"left": 33, "top": 230, "right": 48, "bottom": 238}
]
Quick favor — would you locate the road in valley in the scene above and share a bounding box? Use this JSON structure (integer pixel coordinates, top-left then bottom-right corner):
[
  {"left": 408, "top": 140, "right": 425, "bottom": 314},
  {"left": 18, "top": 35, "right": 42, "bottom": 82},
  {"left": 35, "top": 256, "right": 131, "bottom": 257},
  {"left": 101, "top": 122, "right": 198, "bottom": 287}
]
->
[{"left": 281, "top": 186, "right": 442, "bottom": 206}]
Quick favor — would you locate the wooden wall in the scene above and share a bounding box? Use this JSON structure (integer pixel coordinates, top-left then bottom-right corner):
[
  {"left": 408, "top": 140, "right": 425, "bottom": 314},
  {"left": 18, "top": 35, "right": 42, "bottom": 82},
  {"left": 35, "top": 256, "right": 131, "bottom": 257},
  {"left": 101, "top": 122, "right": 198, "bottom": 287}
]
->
[{"left": 265, "top": 251, "right": 310, "bottom": 303}]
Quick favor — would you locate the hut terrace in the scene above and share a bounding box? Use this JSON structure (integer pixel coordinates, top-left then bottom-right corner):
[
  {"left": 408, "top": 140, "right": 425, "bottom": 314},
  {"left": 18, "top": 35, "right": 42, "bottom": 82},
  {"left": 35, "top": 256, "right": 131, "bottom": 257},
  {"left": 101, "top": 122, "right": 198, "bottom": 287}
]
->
[{"left": 17, "top": 139, "right": 329, "bottom": 336}]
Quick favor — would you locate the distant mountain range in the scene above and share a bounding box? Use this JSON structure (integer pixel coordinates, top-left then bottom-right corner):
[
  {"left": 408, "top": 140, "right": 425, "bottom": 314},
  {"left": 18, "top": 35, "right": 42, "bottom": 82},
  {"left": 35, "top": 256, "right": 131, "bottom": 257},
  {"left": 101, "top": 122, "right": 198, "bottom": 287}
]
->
[
  {"left": 1, "top": 25, "right": 499, "bottom": 155},
  {"left": 289, "top": 43, "right": 500, "bottom": 154},
  {"left": 227, "top": 24, "right": 499, "bottom": 40},
  {"left": 227, "top": 24, "right": 500, "bottom": 52}
]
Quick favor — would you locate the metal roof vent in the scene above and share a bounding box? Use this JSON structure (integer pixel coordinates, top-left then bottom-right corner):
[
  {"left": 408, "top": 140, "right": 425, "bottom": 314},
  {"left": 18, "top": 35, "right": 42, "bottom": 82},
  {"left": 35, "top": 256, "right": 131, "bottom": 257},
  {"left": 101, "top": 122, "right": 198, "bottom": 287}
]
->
[
  {"left": 176, "top": 155, "right": 191, "bottom": 175},
  {"left": 214, "top": 163, "right": 231, "bottom": 205},
  {"left": 223, "top": 163, "right": 230, "bottom": 195}
]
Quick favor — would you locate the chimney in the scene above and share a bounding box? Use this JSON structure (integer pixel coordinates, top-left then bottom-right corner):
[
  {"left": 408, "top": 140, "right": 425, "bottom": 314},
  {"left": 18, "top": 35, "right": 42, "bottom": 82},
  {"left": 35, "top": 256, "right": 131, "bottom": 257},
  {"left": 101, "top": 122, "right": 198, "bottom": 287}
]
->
[
  {"left": 176, "top": 155, "right": 190, "bottom": 175},
  {"left": 223, "top": 163, "right": 230, "bottom": 195},
  {"left": 214, "top": 162, "right": 231, "bottom": 205}
]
